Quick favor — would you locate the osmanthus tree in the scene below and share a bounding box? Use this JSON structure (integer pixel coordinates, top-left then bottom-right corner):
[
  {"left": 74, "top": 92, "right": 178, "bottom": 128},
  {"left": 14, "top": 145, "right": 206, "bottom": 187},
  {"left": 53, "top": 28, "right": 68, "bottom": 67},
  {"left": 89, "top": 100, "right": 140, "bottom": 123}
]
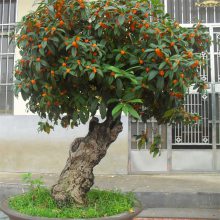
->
[{"left": 14, "top": 0, "right": 210, "bottom": 205}]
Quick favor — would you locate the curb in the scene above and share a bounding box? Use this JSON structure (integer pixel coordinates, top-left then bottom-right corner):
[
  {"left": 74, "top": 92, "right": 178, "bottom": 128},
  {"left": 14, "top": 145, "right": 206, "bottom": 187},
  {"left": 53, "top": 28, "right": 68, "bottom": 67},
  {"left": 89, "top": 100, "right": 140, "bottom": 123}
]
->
[
  {"left": 1, "top": 184, "right": 220, "bottom": 219},
  {"left": 1, "top": 184, "right": 220, "bottom": 209}
]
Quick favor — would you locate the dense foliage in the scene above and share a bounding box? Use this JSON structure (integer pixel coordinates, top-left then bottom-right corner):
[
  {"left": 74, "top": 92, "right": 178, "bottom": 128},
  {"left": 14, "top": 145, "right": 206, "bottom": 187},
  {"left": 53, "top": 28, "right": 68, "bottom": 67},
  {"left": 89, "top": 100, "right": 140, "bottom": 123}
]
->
[{"left": 14, "top": 0, "right": 211, "bottom": 133}]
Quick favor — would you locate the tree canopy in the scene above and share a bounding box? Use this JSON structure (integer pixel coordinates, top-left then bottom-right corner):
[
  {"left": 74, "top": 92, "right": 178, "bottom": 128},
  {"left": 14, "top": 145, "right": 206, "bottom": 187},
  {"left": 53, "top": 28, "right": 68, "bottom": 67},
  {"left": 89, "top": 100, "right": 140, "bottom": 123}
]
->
[{"left": 14, "top": 0, "right": 211, "bottom": 133}]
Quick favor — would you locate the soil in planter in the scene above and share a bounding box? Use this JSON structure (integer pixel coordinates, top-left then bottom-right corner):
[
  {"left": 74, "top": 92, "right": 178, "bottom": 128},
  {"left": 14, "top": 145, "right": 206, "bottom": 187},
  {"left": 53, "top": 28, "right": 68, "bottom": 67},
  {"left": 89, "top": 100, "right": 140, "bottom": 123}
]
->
[{"left": 9, "top": 188, "right": 136, "bottom": 218}]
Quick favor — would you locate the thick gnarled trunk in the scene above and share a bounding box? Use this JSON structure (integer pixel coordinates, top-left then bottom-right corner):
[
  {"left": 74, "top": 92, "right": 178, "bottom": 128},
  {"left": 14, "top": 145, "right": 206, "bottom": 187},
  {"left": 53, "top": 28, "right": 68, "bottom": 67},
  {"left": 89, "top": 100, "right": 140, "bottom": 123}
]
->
[{"left": 51, "top": 116, "right": 123, "bottom": 205}]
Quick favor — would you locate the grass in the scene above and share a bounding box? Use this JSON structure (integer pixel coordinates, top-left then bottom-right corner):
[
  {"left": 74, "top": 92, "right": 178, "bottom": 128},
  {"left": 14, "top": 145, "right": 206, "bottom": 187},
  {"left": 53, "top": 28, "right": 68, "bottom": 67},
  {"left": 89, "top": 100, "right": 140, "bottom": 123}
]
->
[{"left": 9, "top": 188, "right": 136, "bottom": 218}]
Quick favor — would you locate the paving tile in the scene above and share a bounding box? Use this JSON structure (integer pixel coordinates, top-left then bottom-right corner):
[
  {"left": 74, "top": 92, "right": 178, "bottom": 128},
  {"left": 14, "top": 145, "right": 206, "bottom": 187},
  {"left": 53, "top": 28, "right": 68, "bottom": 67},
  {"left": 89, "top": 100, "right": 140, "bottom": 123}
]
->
[
  {"left": 136, "top": 208, "right": 220, "bottom": 219},
  {"left": 0, "top": 212, "right": 9, "bottom": 220},
  {"left": 135, "top": 218, "right": 206, "bottom": 220}
]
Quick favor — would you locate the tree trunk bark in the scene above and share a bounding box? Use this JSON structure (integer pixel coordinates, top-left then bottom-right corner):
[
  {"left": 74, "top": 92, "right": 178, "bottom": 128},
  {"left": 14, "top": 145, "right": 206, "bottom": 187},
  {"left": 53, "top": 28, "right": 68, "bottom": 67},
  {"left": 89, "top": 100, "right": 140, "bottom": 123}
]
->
[{"left": 51, "top": 116, "right": 123, "bottom": 205}]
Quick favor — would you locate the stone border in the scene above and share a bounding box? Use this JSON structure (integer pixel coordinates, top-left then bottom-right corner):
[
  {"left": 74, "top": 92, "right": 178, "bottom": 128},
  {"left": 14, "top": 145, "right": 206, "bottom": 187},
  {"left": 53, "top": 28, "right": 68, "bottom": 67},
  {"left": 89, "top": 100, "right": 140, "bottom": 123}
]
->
[{"left": 0, "top": 198, "right": 142, "bottom": 220}]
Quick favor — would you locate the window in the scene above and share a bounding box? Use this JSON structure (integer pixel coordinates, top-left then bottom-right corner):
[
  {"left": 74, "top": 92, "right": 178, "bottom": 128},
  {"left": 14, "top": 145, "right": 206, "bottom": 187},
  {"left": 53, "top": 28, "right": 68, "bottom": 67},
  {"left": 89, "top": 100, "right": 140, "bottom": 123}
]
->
[
  {"left": 0, "top": 0, "right": 16, "bottom": 114},
  {"left": 166, "top": 0, "right": 220, "bottom": 24}
]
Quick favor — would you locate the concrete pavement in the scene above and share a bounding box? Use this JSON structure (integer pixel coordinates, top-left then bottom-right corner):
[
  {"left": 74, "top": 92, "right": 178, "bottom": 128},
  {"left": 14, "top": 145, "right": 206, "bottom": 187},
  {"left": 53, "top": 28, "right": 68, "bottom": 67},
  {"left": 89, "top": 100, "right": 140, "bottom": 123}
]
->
[
  {"left": 1, "top": 173, "right": 220, "bottom": 193},
  {"left": 1, "top": 173, "right": 220, "bottom": 219},
  {"left": 0, "top": 212, "right": 7, "bottom": 220}
]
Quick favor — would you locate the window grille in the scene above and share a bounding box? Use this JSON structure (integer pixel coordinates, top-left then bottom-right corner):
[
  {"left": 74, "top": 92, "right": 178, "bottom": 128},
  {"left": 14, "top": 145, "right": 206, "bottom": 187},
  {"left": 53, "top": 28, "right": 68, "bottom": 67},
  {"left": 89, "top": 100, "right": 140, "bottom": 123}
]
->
[
  {"left": 0, "top": 0, "right": 16, "bottom": 114},
  {"left": 165, "top": 0, "right": 220, "bottom": 24}
]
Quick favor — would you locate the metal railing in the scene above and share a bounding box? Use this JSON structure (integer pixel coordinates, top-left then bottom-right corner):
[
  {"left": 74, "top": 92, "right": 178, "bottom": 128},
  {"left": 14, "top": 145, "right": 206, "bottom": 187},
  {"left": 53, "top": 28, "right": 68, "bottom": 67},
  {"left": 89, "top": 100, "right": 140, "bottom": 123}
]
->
[{"left": 164, "top": 0, "right": 220, "bottom": 24}]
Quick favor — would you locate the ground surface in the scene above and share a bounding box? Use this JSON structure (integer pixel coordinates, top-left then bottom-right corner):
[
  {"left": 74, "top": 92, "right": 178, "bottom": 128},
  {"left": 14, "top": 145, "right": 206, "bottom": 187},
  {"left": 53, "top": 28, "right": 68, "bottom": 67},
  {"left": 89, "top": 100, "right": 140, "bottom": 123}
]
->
[
  {"left": 1, "top": 173, "right": 220, "bottom": 193},
  {"left": 0, "top": 173, "right": 220, "bottom": 219}
]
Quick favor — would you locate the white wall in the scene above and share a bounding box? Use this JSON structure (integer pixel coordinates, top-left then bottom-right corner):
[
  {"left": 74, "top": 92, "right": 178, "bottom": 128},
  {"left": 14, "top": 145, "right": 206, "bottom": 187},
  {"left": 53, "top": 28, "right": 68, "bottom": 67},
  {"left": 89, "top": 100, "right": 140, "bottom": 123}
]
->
[
  {"left": 14, "top": 0, "right": 36, "bottom": 115},
  {"left": 0, "top": 116, "right": 129, "bottom": 174}
]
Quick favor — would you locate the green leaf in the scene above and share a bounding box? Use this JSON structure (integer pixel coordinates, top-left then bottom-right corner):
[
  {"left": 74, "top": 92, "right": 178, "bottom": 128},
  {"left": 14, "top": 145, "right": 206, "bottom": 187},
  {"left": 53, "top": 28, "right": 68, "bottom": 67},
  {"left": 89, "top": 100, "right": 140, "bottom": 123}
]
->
[
  {"left": 63, "top": 71, "right": 68, "bottom": 79},
  {"left": 122, "top": 105, "right": 129, "bottom": 115},
  {"left": 116, "top": 78, "right": 123, "bottom": 97},
  {"left": 149, "top": 43, "right": 158, "bottom": 48},
  {"left": 98, "top": 29, "right": 102, "bottom": 37},
  {"left": 95, "top": 23, "right": 100, "bottom": 30},
  {"left": 39, "top": 48, "right": 45, "bottom": 56},
  {"left": 105, "top": 65, "right": 126, "bottom": 75},
  {"left": 126, "top": 104, "right": 140, "bottom": 119},
  {"left": 104, "top": 6, "right": 116, "bottom": 10},
  {"left": 89, "top": 73, "right": 95, "bottom": 80},
  {"left": 163, "top": 109, "right": 175, "bottom": 119},
  {"left": 41, "top": 60, "right": 49, "bottom": 67},
  {"left": 159, "top": 62, "right": 166, "bottom": 70},
  {"left": 43, "top": 122, "right": 53, "bottom": 134},
  {"left": 21, "top": 90, "right": 29, "bottom": 101},
  {"left": 126, "top": 66, "right": 142, "bottom": 72},
  {"left": 112, "top": 108, "right": 122, "bottom": 120},
  {"left": 42, "top": 41, "right": 47, "bottom": 48},
  {"left": 47, "top": 44, "right": 55, "bottom": 54},
  {"left": 51, "top": 36, "right": 59, "bottom": 42},
  {"left": 51, "top": 77, "right": 57, "bottom": 87},
  {"left": 107, "top": 77, "right": 114, "bottom": 85},
  {"left": 156, "top": 77, "right": 164, "bottom": 90},
  {"left": 138, "top": 139, "right": 145, "bottom": 150},
  {"left": 172, "top": 62, "right": 178, "bottom": 70},
  {"left": 148, "top": 70, "right": 158, "bottom": 80},
  {"left": 122, "top": 93, "right": 135, "bottom": 101},
  {"left": 90, "top": 99, "right": 98, "bottom": 114},
  {"left": 71, "top": 47, "right": 77, "bottom": 57},
  {"left": 173, "top": 45, "right": 179, "bottom": 54},
  {"left": 104, "top": 65, "right": 138, "bottom": 84},
  {"left": 128, "top": 99, "right": 143, "bottom": 103},
  {"left": 129, "top": 58, "right": 139, "bottom": 65},
  {"left": 112, "top": 103, "right": 123, "bottom": 117},
  {"left": 134, "top": 135, "right": 141, "bottom": 140},
  {"left": 114, "top": 27, "right": 120, "bottom": 36},
  {"left": 97, "top": 69, "right": 103, "bottom": 77},
  {"left": 71, "top": 111, "right": 78, "bottom": 128},
  {"left": 33, "top": 84, "right": 38, "bottom": 91},
  {"left": 99, "top": 101, "right": 107, "bottom": 119},
  {"left": 107, "top": 98, "right": 119, "bottom": 104},
  {"left": 169, "top": 72, "right": 174, "bottom": 81},
  {"left": 35, "top": 62, "right": 41, "bottom": 73},
  {"left": 115, "top": 53, "right": 122, "bottom": 62},
  {"left": 118, "top": 15, "right": 125, "bottom": 25},
  {"left": 66, "top": 44, "right": 72, "bottom": 50},
  {"left": 145, "top": 49, "right": 154, "bottom": 53},
  {"left": 153, "top": 148, "right": 160, "bottom": 157},
  {"left": 79, "top": 110, "right": 89, "bottom": 124}
]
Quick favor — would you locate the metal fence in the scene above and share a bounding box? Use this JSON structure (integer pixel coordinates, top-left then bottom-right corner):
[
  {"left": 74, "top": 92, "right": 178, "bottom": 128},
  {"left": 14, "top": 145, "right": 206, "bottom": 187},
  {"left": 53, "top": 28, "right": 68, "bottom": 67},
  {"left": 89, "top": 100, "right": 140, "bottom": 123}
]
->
[{"left": 165, "top": 0, "right": 220, "bottom": 24}]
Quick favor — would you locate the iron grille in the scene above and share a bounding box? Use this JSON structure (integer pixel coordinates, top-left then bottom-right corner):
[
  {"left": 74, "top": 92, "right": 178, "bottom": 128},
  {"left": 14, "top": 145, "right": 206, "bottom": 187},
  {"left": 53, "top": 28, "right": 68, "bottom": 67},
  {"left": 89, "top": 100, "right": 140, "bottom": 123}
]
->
[
  {"left": 165, "top": 0, "right": 220, "bottom": 24},
  {"left": 0, "top": 0, "right": 16, "bottom": 114}
]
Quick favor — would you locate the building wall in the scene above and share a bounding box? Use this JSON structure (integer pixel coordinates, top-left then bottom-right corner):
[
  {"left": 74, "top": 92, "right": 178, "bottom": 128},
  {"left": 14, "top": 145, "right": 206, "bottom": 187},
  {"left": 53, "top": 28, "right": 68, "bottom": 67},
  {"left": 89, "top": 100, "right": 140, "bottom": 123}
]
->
[
  {"left": 0, "top": 116, "right": 129, "bottom": 174},
  {"left": 14, "top": 0, "right": 36, "bottom": 115},
  {"left": 0, "top": 0, "right": 129, "bottom": 175}
]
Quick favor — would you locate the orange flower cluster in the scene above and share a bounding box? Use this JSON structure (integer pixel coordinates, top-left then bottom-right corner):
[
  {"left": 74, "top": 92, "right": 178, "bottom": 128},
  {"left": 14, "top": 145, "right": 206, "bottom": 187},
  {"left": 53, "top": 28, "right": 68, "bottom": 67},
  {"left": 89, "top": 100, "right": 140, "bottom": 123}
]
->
[
  {"left": 77, "top": 0, "right": 85, "bottom": 9},
  {"left": 170, "top": 92, "right": 184, "bottom": 99},
  {"left": 54, "top": 0, "right": 65, "bottom": 19}
]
